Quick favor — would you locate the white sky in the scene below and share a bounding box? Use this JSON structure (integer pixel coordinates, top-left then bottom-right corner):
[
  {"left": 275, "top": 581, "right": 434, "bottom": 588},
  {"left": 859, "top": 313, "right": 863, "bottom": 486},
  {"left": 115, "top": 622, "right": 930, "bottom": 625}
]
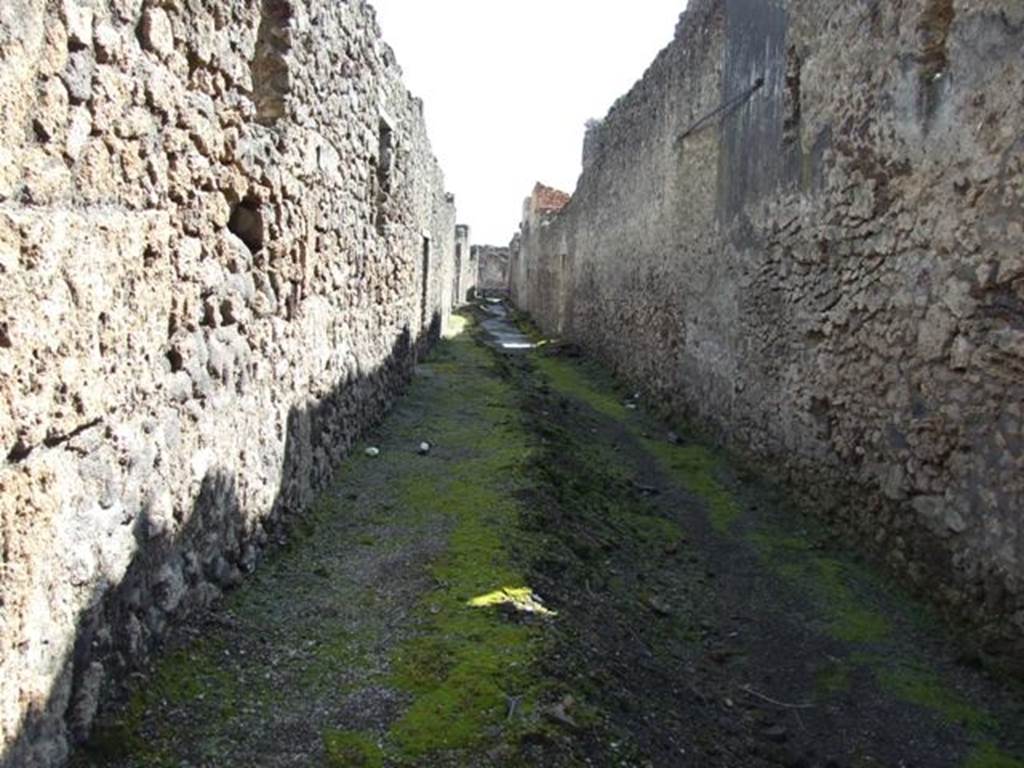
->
[{"left": 370, "top": 0, "right": 687, "bottom": 245}]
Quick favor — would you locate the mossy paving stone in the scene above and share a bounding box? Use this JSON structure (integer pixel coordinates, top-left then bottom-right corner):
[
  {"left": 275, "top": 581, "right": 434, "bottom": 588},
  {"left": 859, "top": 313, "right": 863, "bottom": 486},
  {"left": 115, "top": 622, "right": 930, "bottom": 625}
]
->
[{"left": 72, "top": 308, "right": 1024, "bottom": 768}]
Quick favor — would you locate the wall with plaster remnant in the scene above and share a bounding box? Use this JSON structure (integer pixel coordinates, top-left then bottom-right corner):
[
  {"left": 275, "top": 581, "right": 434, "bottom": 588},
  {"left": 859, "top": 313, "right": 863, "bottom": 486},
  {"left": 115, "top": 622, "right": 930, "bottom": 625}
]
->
[
  {"left": 0, "top": 0, "right": 457, "bottom": 764},
  {"left": 512, "top": 0, "right": 1024, "bottom": 661}
]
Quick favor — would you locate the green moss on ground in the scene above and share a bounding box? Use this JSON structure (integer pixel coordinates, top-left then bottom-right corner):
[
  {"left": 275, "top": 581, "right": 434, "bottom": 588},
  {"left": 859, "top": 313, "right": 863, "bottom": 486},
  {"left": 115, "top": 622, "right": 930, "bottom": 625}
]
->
[
  {"left": 878, "top": 664, "right": 992, "bottom": 731},
  {"left": 75, "top": 315, "right": 547, "bottom": 766},
  {"left": 323, "top": 730, "right": 385, "bottom": 767},
  {"left": 75, "top": 309, "right": 1024, "bottom": 767},
  {"left": 80, "top": 698, "right": 162, "bottom": 765},
  {"left": 626, "top": 511, "right": 685, "bottom": 547},
  {"left": 81, "top": 637, "right": 260, "bottom": 765},
  {"left": 750, "top": 531, "right": 890, "bottom": 644},
  {"left": 815, "top": 561, "right": 891, "bottom": 644},
  {"left": 749, "top": 525, "right": 1021, "bottom": 760},
  {"left": 965, "top": 743, "right": 1024, "bottom": 768},
  {"left": 147, "top": 645, "right": 241, "bottom": 715},
  {"left": 384, "top": 327, "right": 545, "bottom": 759},
  {"left": 528, "top": 338, "right": 892, "bottom": 652},
  {"left": 644, "top": 439, "right": 742, "bottom": 533},
  {"left": 507, "top": 309, "right": 546, "bottom": 343},
  {"left": 530, "top": 351, "right": 742, "bottom": 535},
  {"left": 517, "top": 313, "right": 1024, "bottom": 766},
  {"left": 532, "top": 353, "right": 627, "bottom": 421},
  {"left": 815, "top": 659, "right": 853, "bottom": 696}
]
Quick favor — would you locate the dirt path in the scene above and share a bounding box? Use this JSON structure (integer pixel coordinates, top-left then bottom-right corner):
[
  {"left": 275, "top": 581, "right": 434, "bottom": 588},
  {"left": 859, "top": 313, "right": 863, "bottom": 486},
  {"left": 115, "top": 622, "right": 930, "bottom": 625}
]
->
[{"left": 73, "top": 308, "right": 1024, "bottom": 768}]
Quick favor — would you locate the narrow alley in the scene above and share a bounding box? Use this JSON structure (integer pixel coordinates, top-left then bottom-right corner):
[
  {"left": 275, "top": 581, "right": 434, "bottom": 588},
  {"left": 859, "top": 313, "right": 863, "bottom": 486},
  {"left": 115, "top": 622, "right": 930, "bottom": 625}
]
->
[
  {"left": 3, "top": 0, "right": 1023, "bottom": 765},
  {"left": 71, "top": 306, "right": 1024, "bottom": 768}
]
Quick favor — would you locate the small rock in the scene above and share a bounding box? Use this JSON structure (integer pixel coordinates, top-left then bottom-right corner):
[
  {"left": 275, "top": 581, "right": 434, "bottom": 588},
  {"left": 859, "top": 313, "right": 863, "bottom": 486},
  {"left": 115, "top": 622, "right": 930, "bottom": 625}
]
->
[
  {"left": 418, "top": 441, "right": 431, "bottom": 455},
  {"left": 33, "top": 77, "right": 69, "bottom": 142},
  {"left": 63, "top": 0, "right": 94, "bottom": 48},
  {"left": 240, "top": 543, "right": 257, "bottom": 573},
  {"left": 647, "top": 595, "right": 672, "bottom": 616},
  {"left": 139, "top": 7, "right": 174, "bottom": 58},
  {"left": 544, "top": 695, "right": 578, "bottom": 728},
  {"left": 667, "top": 431, "right": 682, "bottom": 444},
  {"left": 631, "top": 480, "right": 660, "bottom": 496},
  {"left": 663, "top": 539, "right": 686, "bottom": 555},
  {"left": 194, "top": 582, "right": 222, "bottom": 609},
  {"left": 708, "top": 648, "right": 740, "bottom": 665},
  {"left": 93, "top": 21, "right": 120, "bottom": 63},
  {"left": 153, "top": 563, "right": 186, "bottom": 613},
  {"left": 61, "top": 49, "right": 95, "bottom": 104},
  {"left": 365, "top": 446, "right": 380, "bottom": 457},
  {"left": 762, "top": 724, "right": 789, "bottom": 743},
  {"left": 65, "top": 106, "right": 92, "bottom": 160}
]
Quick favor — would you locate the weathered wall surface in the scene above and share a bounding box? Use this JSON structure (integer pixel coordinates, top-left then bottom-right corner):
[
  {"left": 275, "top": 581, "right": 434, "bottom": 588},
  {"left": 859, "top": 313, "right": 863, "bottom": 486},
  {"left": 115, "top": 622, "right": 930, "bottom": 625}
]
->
[
  {"left": 512, "top": 0, "right": 1024, "bottom": 659},
  {"left": 452, "top": 223, "right": 476, "bottom": 305},
  {"left": 0, "top": 0, "right": 457, "bottom": 764},
  {"left": 512, "top": 183, "right": 571, "bottom": 332},
  {"left": 475, "top": 245, "right": 510, "bottom": 294}
]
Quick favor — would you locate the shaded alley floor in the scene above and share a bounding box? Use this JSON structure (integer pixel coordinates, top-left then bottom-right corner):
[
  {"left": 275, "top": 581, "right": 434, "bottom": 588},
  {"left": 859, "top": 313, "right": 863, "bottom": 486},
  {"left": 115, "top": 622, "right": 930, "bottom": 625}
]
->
[{"left": 73, "top": 308, "right": 1024, "bottom": 768}]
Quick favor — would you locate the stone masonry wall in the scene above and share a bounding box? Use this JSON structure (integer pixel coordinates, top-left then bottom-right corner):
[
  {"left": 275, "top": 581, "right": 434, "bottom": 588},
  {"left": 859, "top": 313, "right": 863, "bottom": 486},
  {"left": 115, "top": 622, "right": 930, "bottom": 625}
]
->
[
  {"left": 453, "top": 223, "right": 476, "bottom": 305},
  {"left": 475, "top": 244, "right": 510, "bottom": 295},
  {"left": 512, "top": 0, "right": 1024, "bottom": 661},
  {"left": 512, "top": 182, "right": 570, "bottom": 332},
  {"left": 0, "top": 0, "right": 457, "bottom": 764}
]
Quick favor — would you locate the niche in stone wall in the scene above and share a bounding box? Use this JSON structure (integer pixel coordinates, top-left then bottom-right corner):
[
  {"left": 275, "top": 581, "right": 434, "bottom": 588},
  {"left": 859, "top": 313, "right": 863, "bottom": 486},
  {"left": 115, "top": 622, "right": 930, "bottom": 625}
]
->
[
  {"left": 252, "top": 0, "right": 293, "bottom": 126},
  {"left": 228, "top": 198, "right": 265, "bottom": 254},
  {"left": 917, "top": 0, "right": 954, "bottom": 127}
]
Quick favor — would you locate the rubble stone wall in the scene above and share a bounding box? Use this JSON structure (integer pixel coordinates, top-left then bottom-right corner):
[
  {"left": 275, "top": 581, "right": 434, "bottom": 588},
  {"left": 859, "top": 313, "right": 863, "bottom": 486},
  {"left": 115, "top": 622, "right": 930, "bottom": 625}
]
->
[
  {"left": 512, "top": 0, "right": 1024, "bottom": 659},
  {"left": 453, "top": 223, "right": 476, "bottom": 305},
  {"left": 518, "top": 197, "right": 568, "bottom": 336},
  {"left": 0, "top": 0, "right": 457, "bottom": 764},
  {"left": 475, "top": 245, "right": 510, "bottom": 294}
]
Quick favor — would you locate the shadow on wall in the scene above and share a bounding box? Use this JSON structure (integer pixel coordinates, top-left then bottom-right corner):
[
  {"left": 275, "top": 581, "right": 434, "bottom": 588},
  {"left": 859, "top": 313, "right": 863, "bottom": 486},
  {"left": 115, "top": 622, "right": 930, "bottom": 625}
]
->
[{"left": 2, "top": 315, "right": 442, "bottom": 768}]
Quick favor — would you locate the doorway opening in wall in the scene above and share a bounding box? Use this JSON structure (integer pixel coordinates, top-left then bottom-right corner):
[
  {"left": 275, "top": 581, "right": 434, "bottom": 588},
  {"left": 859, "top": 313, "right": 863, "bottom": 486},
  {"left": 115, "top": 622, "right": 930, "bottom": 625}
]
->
[{"left": 421, "top": 235, "right": 431, "bottom": 329}]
